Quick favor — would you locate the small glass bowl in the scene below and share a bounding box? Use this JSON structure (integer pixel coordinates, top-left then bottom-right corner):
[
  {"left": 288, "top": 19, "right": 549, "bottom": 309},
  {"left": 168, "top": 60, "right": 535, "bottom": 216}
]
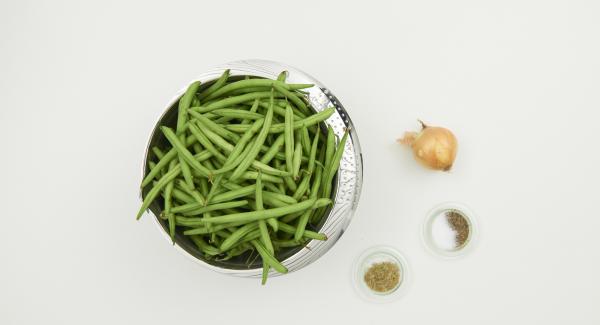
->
[
  {"left": 352, "top": 246, "right": 410, "bottom": 303},
  {"left": 422, "top": 202, "right": 478, "bottom": 258}
]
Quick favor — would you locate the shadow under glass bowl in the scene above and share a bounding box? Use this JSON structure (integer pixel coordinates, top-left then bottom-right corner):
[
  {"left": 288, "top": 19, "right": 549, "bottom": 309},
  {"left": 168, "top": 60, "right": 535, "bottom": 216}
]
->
[{"left": 140, "top": 59, "right": 363, "bottom": 277}]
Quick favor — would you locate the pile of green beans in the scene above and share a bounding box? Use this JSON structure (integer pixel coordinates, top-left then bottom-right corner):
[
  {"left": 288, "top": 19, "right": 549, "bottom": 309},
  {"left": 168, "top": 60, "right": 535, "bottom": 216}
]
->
[{"left": 138, "top": 70, "right": 349, "bottom": 284}]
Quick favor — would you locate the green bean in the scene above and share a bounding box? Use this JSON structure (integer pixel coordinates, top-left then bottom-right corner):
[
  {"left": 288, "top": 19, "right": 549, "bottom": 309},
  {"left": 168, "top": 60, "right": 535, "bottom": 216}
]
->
[
  {"left": 152, "top": 147, "right": 165, "bottom": 160},
  {"left": 272, "top": 82, "right": 308, "bottom": 113},
  {"left": 247, "top": 100, "right": 306, "bottom": 120},
  {"left": 211, "top": 184, "right": 256, "bottom": 204},
  {"left": 190, "top": 235, "right": 221, "bottom": 256},
  {"left": 277, "top": 71, "right": 287, "bottom": 82},
  {"left": 198, "top": 122, "right": 291, "bottom": 177},
  {"left": 171, "top": 186, "right": 195, "bottom": 204},
  {"left": 284, "top": 104, "right": 294, "bottom": 174},
  {"left": 251, "top": 240, "right": 288, "bottom": 274},
  {"left": 197, "top": 92, "right": 279, "bottom": 113},
  {"left": 259, "top": 133, "right": 285, "bottom": 165},
  {"left": 277, "top": 221, "right": 327, "bottom": 241},
  {"left": 205, "top": 118, "right": 262, "bottom": 203},
  {"left": 137, "top": 166, "right": 182, "bottom": 220},
  {"left": 273, "top": 239, "right": 307, "bottom": 248},
  {"left": 292, "top": 136, "right": 302, "bottom": 180},
  {"left": 322, "top": 128, "right": 349, "bottom": 200},
  {"left": 177, "top": 81, "right": 201, "bottom": 134},
  {"left": 307, "top": 129, "right": 320, "bottom": 173},
  {"left": 292, "top": 173, "right": 311, "bottom": 201},
  {"left": 256, "top": 173, "right": 276, "bottom": 256},
  {"left": 220, "top": 223, "right": 259, "bottom": 251},
  {"left": 264, "top": 182, "right": 282, "bottom": 194},
  {"left": 324, "top": 126, "right": 335, "bottom": 171},
  {"left": 214, "top": 116, "right": 235, "bottom": 124},
  {"left": 178, "top": 135, "right": 195, "bottom": 190},
  {"left": 198, "top": 198, "right": 330, "bottom": 224},
  {"left": 240, "top": 171, "right": 283, "bottom": 184},
  {"left": 163, "top": 159, "right": 177, "bottom": 243},
  {"left": 241, "top": 98, "right": 259, "bottom": 125},
  {"left": 188, "top": 123, "right": 227, "bottom": 162},
  {"left": 280, "top": 210, "right": 305, "bottom": 223},
  {"left": 203, "top": 78, "right": 312, "bottom": 102},
  {"left": 301, "top": 126, "right": 311, "bottom": 157},
  {"left": 197, "top": 69, "right": 229, "bottom": 101},
  {"left": 254, "top": 174, "right": 278, "bottom": 230},
  {"left": 189, "top": 110, "right": 240, "bottom": 143},
  {"left": 263, "top": 191, "right": 297, "bottom": 205},
  {"left": 224, "top": 107, "right": 335, "bottom": 133},
  {"left": 230, "top": 90, "right": 274, "bottom": 181},
  {"left": 172, "top": 200, "right": 249, "bottom": 216},
  {"left": 161, "top": 126, "right": 211, "bottom": 178},
  {"left": 211, "top": 138, "right": 256, "bottom": 175},
  {"left": 177, "top": 179, "right": 205, "bottom": 205},
  {"left": 141, "top": 135, "right": 199, "bottom": 187},
  {"left": 192, "top": 143, "right": 203, "bottom": 155}
]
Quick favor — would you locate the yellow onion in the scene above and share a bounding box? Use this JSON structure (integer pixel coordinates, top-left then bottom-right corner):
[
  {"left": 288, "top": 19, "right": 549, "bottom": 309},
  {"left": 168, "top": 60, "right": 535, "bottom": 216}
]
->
[{"left": 398, "top": 120, "right": 458, "bottom": 171}]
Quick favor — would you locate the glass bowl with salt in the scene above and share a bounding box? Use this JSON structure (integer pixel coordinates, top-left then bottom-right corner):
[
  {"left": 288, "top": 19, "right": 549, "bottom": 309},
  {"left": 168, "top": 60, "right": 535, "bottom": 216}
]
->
[{"left": 422, "top": 202, "right": 478, "bottom": 258}]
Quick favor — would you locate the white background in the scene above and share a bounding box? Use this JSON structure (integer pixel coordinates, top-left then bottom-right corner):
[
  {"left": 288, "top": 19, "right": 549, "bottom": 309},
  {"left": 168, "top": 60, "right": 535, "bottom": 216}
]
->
[{"left": 2, "top": 0, "right": 599, "bottom": 324}]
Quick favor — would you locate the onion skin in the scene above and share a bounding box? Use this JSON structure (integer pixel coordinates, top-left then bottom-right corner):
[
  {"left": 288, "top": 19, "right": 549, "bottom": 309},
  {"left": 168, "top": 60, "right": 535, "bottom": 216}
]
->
[{"left": 398, "top": 121, "right": 458, "bottom": 171}]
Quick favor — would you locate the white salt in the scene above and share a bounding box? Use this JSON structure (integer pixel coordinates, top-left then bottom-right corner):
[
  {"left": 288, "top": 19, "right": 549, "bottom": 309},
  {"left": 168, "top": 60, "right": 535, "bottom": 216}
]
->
[{"left": 430, "top": 213, "right": 458, "bottom": 251}]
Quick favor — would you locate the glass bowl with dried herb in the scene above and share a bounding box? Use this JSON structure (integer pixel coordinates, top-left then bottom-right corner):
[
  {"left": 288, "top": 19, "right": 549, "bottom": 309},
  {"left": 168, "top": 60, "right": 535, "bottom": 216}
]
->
[
  {"left": 422, "top": 202, "right": 478, "bottom": 258},
  {"left": 352, "top": 246, "right": 410, "bottom": 303}
]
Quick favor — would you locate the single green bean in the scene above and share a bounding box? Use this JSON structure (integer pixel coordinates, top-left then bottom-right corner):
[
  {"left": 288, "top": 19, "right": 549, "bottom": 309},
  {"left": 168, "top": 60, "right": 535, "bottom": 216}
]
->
[
  {"left": 277, "top": 71, "right": 287, "bottom": 82},
  {"left": 197, "top": 92, "right": 280, "bottom": 113},
  {"left": 203, "top": 78, "right": 312, "bottom": 102},
  {"left": 177, "top": 81, "right": 201, "bottom": 134},
  {"left": 178, "top": 135, "right": 195, "bottom": 190},
  {"left": 292, "top": 173, "right": 311, "bottom": 201},
  {"left": 152, "top": 147, "right": 165, "bottom": 160},
  {"left": 277, "top": 221, "right": 327, "bottom": 241},
  {"left": 292, "top": 136, "right": 302, "bottom": 180},
  {"left": 163, "top": 160, "right": 177, "bottom": 243},
  {"left": 284, "top": 104, "right": 294, "bottom": 174},
  {"left": 220, "top": 223, "right": 259, "bottom": 251},
  {"left": 307, "top": 129, "right": 320, "bottom": 174},
  {"left": 251, "top": 240, "right": 288, "bottom": 274},
  {"left": 173, "top": 200, "right": 249, "bottom": 216},
  {"left": 259, "top": 133, "right": 285, "bottom": 165},
  {"left": 197, "top": 69, "right": 229, "bottom": 101},
  {"left": 301, "top": 126, "right": 311, "bottom": 157},
  {"left": 322, "top": 128, "right": 349, "bottom": 200},
  {"left": 224, "top": 107, "right": 335, "bottom": 133}
]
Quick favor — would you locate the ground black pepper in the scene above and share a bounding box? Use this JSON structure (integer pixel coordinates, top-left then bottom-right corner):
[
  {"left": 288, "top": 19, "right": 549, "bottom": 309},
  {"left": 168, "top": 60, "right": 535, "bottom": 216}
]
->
[{"left": 446, "top": 211, "right": 469, "bottom": 248}]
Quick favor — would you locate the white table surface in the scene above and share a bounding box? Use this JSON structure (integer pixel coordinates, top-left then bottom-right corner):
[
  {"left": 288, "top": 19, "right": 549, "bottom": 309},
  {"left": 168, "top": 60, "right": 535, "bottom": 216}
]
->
[{"left": 2, "top": 1, "right": 600, "bottom": 324}]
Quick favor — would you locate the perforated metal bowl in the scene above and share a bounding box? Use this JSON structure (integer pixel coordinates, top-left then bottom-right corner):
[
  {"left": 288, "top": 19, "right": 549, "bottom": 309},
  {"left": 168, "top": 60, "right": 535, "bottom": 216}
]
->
[{"left": 140, "top": 59, "right": 363, "bottom": 277}]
